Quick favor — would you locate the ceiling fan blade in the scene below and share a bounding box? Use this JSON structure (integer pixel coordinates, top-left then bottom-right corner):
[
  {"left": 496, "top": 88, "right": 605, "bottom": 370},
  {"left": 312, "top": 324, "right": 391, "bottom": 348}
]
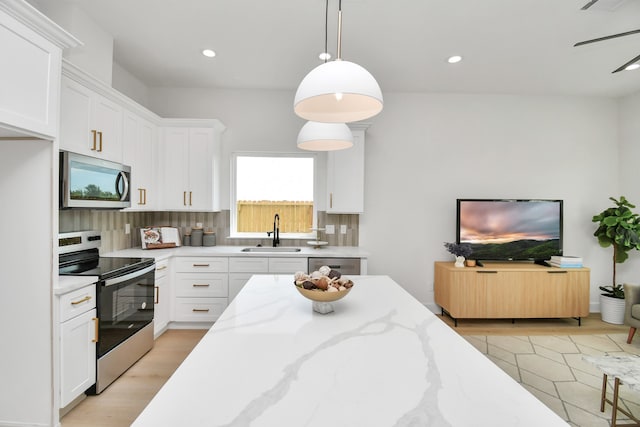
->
[
  {"left": 612, "top": 53, "right": 640, "bottom": 73},
  {"left": 574, "top": 29, "right": 640, "bottom": 47},
  {"left": 581, "top": 0, "right": 600, "bottom": 10}
]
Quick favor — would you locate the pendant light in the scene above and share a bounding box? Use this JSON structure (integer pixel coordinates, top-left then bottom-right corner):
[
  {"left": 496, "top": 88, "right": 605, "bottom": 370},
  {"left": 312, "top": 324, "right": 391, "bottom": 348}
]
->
[
  {"left": 294, "top": 0, "right": 383, "bottom": 123},
  {"left": 297, "top": 121, "right": 354, "bottom": 151}
]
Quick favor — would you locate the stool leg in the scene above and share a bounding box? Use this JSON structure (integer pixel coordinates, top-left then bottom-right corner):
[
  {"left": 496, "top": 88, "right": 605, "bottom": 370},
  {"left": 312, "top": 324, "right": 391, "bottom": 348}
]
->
[
  {"left": 601, "top": 374, "right": 607, "bottom": 413},
  {"left": 628, "top": 327, "right": 637, "bottom": 344}
]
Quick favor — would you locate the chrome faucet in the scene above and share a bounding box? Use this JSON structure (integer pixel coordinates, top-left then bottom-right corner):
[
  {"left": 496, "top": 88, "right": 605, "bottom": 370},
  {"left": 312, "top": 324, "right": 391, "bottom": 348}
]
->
[{"left": 267, "top": 213, "right": 280, "bottom": 247}]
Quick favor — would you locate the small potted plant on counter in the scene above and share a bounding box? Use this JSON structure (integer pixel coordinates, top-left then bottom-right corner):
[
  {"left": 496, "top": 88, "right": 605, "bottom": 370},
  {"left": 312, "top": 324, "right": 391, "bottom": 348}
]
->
[
  {"left": 592, "top": 196, "right": 640, "bottom": 324},
  {"left": 444, "top": 242, "right": 473, "bottom": 268}
]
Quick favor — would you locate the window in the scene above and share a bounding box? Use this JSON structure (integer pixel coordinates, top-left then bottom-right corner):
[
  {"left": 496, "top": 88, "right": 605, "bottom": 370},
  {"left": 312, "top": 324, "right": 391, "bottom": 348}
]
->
[{"left": 231, "top": 153, "right": 316, "bottom": 239}]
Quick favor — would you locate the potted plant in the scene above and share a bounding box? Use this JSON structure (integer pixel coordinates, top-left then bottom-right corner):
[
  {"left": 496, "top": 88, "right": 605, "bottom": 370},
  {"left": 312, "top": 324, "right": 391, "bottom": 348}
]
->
[
  {"left": 592, "top": 196, "right": 640, "bottom": 324},
  {"left": 444, "top": 242, "right": 473, "bottom": 268}
]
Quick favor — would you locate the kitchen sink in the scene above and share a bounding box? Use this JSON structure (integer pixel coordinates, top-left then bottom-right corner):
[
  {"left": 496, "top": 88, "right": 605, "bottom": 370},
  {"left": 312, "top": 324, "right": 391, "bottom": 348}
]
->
[{"left": 241, "top": 247, "right": 302, "bottom": 253}]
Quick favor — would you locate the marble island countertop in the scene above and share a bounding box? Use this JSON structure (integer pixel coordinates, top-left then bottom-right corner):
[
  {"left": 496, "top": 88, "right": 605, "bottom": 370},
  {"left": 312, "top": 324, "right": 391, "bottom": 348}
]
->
[{"left": 133, "top": 275, "right": 568, "bottom": 427}]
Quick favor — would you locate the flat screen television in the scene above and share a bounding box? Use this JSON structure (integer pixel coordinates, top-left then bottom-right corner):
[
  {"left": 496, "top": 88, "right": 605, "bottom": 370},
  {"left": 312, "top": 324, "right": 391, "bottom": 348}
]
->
[{"left": 456, "top": 199, "right": 563, "bottom": 262}]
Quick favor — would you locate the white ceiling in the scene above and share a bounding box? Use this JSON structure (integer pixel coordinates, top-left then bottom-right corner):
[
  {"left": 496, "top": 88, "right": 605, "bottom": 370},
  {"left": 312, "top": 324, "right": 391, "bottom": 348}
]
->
[{"left": 37, "top": 0, "right": 640, "bottom": 97}]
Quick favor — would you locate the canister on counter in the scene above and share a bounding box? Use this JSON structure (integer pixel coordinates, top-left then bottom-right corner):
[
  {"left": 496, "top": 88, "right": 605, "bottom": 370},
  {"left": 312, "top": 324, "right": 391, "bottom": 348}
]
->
[
  {"left": 203, "top": 230, "right": 216, "bottom": 246},
  {"left": 183, "top": 232, "right": 191, "bottom": 246},
  {"left": 191, "top": 227, "right": 203, "bottom": 246}
]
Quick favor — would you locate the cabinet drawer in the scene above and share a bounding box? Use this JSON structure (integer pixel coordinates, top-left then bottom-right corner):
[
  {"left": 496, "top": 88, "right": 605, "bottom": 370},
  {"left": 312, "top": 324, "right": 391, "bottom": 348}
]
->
[
  {"left": 60, "top": 285, "right": 96, "bottom": 322},
  {"left": 174, "top": 297, "right": 227, "bottom": 321},
  {"left": 155, "top": 259, "right": 169, "bottom": 279},
  {"left": 174, "top": 257, "right": 228, "bottom": 273},
  {"left": 229, "top": 257, "right": 268, "bottom": 273},
  {"left": 175, "top": 273, "right": 228, "bottom": 297},
  {"left": 269, "top": 257, "right": 308, "bottom": 273}
]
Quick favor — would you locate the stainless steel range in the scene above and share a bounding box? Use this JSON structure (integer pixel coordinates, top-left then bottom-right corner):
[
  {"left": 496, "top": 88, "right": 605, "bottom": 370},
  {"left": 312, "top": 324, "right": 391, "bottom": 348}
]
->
[{"left": 58, "top": 231, "right": 155, "bottom": 394}]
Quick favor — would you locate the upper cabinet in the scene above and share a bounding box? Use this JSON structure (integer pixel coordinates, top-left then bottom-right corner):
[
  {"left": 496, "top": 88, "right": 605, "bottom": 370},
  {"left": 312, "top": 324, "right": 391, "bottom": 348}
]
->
[
  {"left": 60, "top": 75, "right": 123, "bottom": 163},
  {"left": 123, "top": 110, "right": 157, "bottom": 210},
  {"left": 160, "top": 122, "right": 225, "bottom": 211},
  {"left": 0, "top": 1, "right": 79, "bottom": 139},
  {"left": 326, "top": 126, "right": 366, "bottom": 214}
]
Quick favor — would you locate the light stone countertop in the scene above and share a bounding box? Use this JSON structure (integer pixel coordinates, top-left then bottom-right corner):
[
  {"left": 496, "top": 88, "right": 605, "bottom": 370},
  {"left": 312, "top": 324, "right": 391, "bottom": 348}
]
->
[
  {"left": 132, "top": 275, "right": 568, "bottom": 427},
  {"left": 55, "top": 275, "right": 99, "bottom": 295},
  {"left": 103, "top": 245, "right": 369, "bottom": 260}
]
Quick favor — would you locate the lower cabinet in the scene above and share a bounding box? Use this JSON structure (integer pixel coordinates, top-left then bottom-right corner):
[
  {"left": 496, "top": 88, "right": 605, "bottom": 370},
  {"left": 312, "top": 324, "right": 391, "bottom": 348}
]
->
[
  {"left": 153, "top": 259, "right": 170, "bottom": 337},
  {"left": 59, "top": 284, "right": 97, "bottom": 408},
  {"left": 173, "top": 257, "right": 229, "bottom": 322},
  {"left": 228, "top": 257, "right": 308, "bottom": 303}
]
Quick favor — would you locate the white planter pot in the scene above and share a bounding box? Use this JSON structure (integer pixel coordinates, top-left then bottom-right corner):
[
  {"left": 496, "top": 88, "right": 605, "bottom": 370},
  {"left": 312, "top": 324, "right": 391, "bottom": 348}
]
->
[{"left": 600, "top": 295, "right": 626, "bottom": 325}]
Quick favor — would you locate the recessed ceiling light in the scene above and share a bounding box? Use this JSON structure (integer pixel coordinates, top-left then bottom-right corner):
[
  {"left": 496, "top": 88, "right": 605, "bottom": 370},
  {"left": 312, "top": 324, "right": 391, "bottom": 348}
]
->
[
  {"left": 447, "top": 55, "right": 463, "bottom": 64},
  {"left": 202, "top": 49, "right": 216, "bottom": 58},
  {"left": 319, "top": 52, "right": 331, "bottom": 61},
  {"left": 625, "top": 63, "right": 640, "bottom": 71}
]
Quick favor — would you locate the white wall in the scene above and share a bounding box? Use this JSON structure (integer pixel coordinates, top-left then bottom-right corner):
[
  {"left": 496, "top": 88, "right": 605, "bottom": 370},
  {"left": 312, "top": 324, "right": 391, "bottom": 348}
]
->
[
  {"left": 113, "top": 61, "right": 151, "bottom": 109},
  {"left": 149, "top": 88, "right": 620, "bottom": 311},
  {"left": 617, "top": 90, "right": 640, "bottom": 286}
]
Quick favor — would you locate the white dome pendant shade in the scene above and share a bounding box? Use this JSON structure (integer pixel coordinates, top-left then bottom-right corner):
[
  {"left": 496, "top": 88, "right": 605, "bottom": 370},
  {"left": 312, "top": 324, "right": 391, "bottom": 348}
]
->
[
  {"left": 294, "top": 60, "right": 383, "bottom": 123},
  {"left": 297, "top": 121, "right": 353, "bottom": 151}
]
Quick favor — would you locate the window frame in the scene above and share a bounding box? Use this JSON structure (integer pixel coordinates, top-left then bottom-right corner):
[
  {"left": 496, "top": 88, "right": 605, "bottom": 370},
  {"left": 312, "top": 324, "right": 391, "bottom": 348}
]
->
[{"left": 230, "top": 151, "right": 318, "bottom": 240}]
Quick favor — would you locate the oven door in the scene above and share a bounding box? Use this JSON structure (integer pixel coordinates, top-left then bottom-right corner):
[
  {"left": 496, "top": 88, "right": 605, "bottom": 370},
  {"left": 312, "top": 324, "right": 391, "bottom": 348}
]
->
[{"left": 97, "top": 264, "right": 155, "bottom": 357}]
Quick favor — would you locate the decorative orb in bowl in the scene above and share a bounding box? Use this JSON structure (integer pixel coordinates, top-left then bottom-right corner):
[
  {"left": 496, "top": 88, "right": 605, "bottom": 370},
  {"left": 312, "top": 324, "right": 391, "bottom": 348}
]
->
[{"left": 295, "top": 285, "right": 351, "bottom": 302}]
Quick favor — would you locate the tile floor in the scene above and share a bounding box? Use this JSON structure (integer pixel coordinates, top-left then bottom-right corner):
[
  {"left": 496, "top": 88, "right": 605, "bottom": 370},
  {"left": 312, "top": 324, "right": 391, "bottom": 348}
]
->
[{"left": 463, "top": 333, "right": 640, "bottom": 427}]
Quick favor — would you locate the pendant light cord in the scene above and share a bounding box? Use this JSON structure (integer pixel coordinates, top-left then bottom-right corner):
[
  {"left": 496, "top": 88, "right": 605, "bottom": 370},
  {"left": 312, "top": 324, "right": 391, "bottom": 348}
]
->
[
  {"left": 337, "top": 0, "right": 342, "bottom": 60},
  {"left": 324, "top": 0, "right": 329, "bottom": 62}
]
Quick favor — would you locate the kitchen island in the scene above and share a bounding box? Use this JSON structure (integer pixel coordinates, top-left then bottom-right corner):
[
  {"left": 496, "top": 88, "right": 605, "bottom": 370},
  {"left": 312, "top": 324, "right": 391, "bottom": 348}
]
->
[{"left": 132, "top": 275, "right": 568, "bottom": 426}]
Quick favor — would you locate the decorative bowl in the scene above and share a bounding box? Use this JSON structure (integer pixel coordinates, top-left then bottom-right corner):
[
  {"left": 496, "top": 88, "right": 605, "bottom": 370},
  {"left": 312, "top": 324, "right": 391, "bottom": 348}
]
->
[{"left": 294, "top": 285, "right": 351, "bottom": 302}]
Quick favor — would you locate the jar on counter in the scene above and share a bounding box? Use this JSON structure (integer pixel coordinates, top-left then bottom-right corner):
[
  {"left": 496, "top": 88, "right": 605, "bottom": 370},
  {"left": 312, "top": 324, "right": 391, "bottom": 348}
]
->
[
  {"left": 191, "top": 228, "right": 203, "bottom": 246},
  {"left": 182, "top": 232, "right": 191, "bottom": 246},
  {"left": 203, "top": 231, "right": 216, "bottom": 247}
]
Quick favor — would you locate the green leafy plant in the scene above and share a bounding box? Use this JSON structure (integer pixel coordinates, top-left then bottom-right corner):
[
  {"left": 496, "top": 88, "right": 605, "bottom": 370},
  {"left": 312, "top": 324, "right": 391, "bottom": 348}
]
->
[
  {"left": 599, "top": 284, "right": 625, "bottom": 299},
  {"left": 592, "top": 196, "right": 640, "bottom": 297}
]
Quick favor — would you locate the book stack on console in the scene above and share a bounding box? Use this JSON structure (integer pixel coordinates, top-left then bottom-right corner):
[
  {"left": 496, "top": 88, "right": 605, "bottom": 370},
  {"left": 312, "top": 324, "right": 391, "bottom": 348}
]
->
[{"left": 548, "top": 256, "right": 583, "bottom": 268}]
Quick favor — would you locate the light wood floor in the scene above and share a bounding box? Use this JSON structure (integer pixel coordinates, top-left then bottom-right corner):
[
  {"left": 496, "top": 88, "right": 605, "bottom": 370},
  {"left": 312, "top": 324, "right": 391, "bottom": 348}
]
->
[
  {"left": 60, "top": 329, "right": 207, "bottom": 427},
  {"left": 60, "top": 315, "right": 627, "bottom": 426}
]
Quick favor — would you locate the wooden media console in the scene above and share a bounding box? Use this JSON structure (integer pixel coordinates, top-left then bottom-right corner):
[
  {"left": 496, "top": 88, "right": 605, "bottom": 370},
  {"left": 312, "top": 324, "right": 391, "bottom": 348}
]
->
[{"left": 434, "top": 261, "right": 590, "bottom": 326}]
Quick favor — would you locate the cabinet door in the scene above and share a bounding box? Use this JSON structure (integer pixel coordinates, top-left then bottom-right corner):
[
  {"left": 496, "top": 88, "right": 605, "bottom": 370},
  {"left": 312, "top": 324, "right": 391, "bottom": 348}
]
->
[
  {"left": 0, "top": 9, "right": 61, "bottom": 138},
  {"left": 60, "top": 77, "right": 93, "bottom": 156},
  {"left": 123, "top": 112, "right": 155, "bottom": 210},
  {"left": 162, "top": 127, "right": 190, "bottom": 209},
  {"left": 153, "top": 261, "right": 170, "bottom": 337},
  {"left": 229, "top": 273, "right": 253, "bottom": 302},
  {"left": 188, "top": 127, "right": 214, "bottom": 210},
  {"left": 327, "top": 132, "right": 364, "bottom": 213},
  {"left": 92, "top": 95, "right": 123, "bottom": 163},
  {"left": 60, "top": 308, "right": 97, "bottom": 407}
]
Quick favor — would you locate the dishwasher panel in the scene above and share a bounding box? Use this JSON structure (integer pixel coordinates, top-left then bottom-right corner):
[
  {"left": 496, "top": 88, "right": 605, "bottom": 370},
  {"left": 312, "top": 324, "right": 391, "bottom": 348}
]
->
[{"left": 308, "top": 257, "right": 360, "bottom": 275}]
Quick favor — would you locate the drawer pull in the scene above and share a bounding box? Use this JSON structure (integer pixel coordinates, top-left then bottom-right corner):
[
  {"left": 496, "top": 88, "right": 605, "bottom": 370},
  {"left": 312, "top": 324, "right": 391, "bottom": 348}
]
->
[
  {"left": 192, "top": 284, "right": 210, "bottom": 287},
  {"left": 156, "top": 265, "right": 167, "bottom": 271},
  {"left": 193, "top": 308, "right": 210, "bottom": 313},
  {"left": 548, "top": 271, "right": 568, "bottom": 274},
  {"left": 193, "top": 263, "right": 210, "bottom": 267},
  {"left": 92, "top": 317, "right": 99, "bottom": 343},
  {"left": 476, "top": 271, "right": 498, "bottom": 274},
  {"left": 71, "top": 296, "right": 92, "bottom": 305}
]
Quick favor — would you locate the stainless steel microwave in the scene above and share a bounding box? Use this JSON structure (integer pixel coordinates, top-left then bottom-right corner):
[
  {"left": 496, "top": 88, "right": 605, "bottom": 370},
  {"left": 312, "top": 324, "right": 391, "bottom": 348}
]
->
[{"left": 60, "top": 151, "right": 131, "bottom": 209}]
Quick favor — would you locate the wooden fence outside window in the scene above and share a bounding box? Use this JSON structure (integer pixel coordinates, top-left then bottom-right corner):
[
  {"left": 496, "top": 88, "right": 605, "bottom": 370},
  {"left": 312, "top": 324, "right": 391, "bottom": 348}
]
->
[{"left": 237, "top": 200, "right": 313, "bottom": 233}]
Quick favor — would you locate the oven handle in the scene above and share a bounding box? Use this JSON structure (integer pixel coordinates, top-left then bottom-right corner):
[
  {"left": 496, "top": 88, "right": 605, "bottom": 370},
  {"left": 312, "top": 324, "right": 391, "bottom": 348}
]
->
[{"left": 103, "top": 264, "right": 155, "bottom": 287}]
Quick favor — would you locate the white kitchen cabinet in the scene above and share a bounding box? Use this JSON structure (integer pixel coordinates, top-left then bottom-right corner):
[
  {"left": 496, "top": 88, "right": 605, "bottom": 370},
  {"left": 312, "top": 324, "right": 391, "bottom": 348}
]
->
[
  {"left": 123, "top": 110, "right": 156, "bottom": 210},
  {"left": 173, "top": 257, "right": 229, "bottom": 322},
  {"left": 60, "top": 75, "right": 123, "bottom": 163},
  {"left": 59, "top": 284, "right": 97, "bottom": 408},
  {"left": 0, "top": 3, "right": 77, "bottom": 139},
  {"left": 227, "top": 257, "right": 307, "bottom": 302},
  {"left": 153, "top": 259, "right": 170, "bottom": 337},
  {"left": 161, "top": 123, "right": 223, "bottom": 211}
]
